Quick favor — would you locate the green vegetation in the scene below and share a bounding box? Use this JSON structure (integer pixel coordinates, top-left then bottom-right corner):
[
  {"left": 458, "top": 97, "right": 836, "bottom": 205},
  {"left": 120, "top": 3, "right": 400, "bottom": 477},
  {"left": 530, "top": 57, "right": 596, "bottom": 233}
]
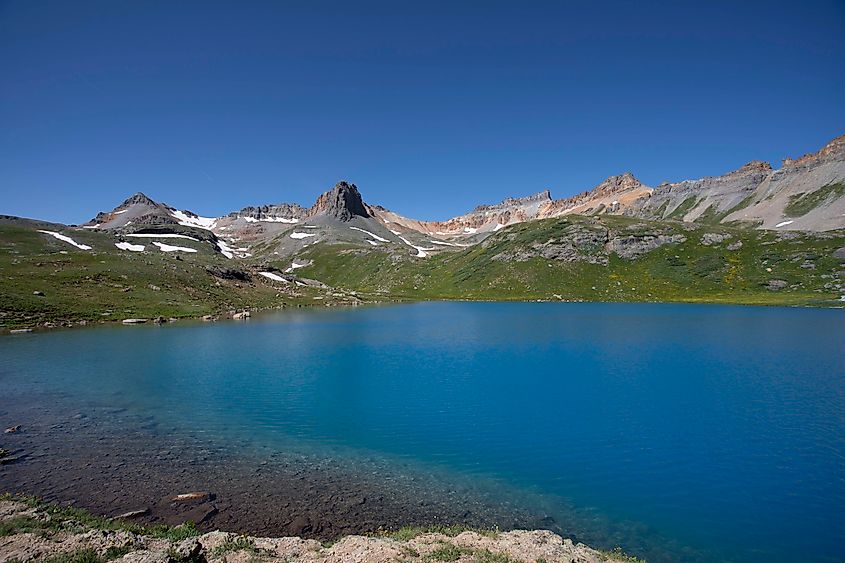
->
[
  {"left": 0, "top": 493, "right": 200, "bottom": 541},
  {"left": 598, "top": 546, "right": 648, "bottom": 563},
  {"left": 380, "top": 524, "right": 500, "bottom": 541},
  {"left": 784, "top": 182, "right": 845, "bottom": 217},
  {"left": 428, "top": 543, "right": 474, "bottom": 561},
  {"left": 426, "top": 542, "right": 518, "bottom": 563},
  {"left": 41, "top": 548, "right": 104, "bottom": 563},
  {"left": 211, "top": 535, "right": 259, "bottom": 556},
  {"left": 0, "top": 224, "right": 347, "bottom": 329},
  {"left": 294, "top": 215, "right": 845, "bottom": 307},
  {"left": 666, "top": 196, "right": 699, "bottom": 219},
  {"left": 2, "top": 213, "right": 844, "bottom": 331}
]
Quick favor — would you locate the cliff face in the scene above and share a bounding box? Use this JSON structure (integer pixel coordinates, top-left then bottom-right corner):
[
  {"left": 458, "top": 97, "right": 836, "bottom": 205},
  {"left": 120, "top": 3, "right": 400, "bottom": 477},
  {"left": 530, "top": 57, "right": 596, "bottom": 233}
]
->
[
  {"left": 626, "top": 135, "right": 845, "bottom": 230},
  {"left": 722, "top": 135, "right": 845, "bottom": 230},
  {"left": 229, "top": 203, "right": 307, "bottom": 222},
  {"left": 627, "top": 161, "right": 773, "bottom": 223},
  {"left": 308, "top": 181, "right": 370, "bottom": 221},
  {"left": 538, "top": 173, "right": 652, "bottom": 218}
]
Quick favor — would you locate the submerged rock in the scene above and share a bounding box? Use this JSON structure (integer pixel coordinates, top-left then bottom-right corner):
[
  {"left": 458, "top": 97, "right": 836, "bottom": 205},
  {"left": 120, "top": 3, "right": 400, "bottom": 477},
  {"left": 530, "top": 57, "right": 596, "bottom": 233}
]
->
[{"left": 170, "top": 491, "right": 213, "bottom": 503}]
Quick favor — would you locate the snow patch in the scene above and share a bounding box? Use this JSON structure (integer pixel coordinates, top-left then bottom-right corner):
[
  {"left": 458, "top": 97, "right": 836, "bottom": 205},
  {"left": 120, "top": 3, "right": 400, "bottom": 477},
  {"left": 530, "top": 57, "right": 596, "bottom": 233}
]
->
[
  {"left": 290, "top": 232, "right": 317, "bottom": 239},
  {"left": 259, "top": 271, "right": 288, "bottom": 283},
  {"left": 114, "top": 209, "right": 127, "bottom": 214},
  {"left": 216, "top": 239, "right": 234, "bottom": 259},
  {"left": 463, "top": 227, "right": 477, "bottom": 234},
  {"left": 285, "top": 261, "right": 309, "bottom": 273},
  {"left": 775, "top": 220, "right": 794, "bottom": 228},
  {"left": 171, "top": 210, "right": 217, "bottom": 230},
  {"left": 37, "top": 230, "right": 92, "bottom": 250},
  {"left": 429, "top": 240, "right": 471, "bottom": 247},
  {"left": 243, "top": 216, "right": 298, "bottom": 223},
  {"left": 493, "top": 223, "right": 505, "bottom": 231},
  {"left": 115, "top": 242, "right": 145, "bottom": 252},
  {"left": 365, "top": 239, "right": 379, "bottom": 246},
  {"left": 152, "top": 241, "right": 197, "bottom": 253},
  {"left": 397, "top": 235, "right": 435, "bottom": 258},
  {"left": 125, "top": 233, "right": 200, "bottom": 241},
  {"left": 349, "top": 226, "right": 390, "bottom": 242}
]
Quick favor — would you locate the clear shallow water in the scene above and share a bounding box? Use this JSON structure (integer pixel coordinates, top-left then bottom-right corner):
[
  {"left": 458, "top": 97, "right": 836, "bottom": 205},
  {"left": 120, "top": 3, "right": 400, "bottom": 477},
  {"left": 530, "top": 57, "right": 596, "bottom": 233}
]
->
[{"left": 1, "top": 302, "right": 844, "bottom": 562}]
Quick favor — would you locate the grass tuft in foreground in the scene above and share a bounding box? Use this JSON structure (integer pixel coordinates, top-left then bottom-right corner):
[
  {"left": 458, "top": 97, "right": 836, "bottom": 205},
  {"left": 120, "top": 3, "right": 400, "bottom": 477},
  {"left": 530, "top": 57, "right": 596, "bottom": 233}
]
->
[{"left": 0, "top": 493, "right": 200, "bottom": 541}]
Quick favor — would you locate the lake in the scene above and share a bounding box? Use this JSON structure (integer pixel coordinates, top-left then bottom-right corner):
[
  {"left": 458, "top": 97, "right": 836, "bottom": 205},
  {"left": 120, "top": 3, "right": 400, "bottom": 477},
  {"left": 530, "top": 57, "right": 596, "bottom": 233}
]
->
[{"left": 1, "top": 302, "right": 843, "bottom": 562}]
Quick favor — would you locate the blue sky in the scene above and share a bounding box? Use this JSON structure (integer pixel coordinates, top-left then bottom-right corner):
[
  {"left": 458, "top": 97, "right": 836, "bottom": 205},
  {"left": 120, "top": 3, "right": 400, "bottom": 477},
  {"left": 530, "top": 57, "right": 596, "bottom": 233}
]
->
[{"left": 2, "top": 0, "right": 844, "bottom": 223}]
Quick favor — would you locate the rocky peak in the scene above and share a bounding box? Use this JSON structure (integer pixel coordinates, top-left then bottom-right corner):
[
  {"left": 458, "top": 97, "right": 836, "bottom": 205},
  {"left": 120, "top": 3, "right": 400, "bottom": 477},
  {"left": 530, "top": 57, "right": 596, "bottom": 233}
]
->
[
  {"left": 782, "top": 134, "right": 845, "bottom": 168},
  {"left": 121, "top": 192, "right": 159, "bottom": 208},
  {"left": 736, "top": 161, "right": 773, "bottom": 174},
  {"left": 308, "top": 181, "right": 370, "bottom": 221},
  {"left": 591, "top": 173, "right": 643, "bottom": 197}
]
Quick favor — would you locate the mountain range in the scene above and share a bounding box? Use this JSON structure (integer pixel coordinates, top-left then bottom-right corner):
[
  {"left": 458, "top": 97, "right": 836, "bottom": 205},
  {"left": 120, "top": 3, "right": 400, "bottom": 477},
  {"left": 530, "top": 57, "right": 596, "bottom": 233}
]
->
[
  {"left": 76, "top": 133, "right": 845, "bottom": 261},
  {"left": 1, "top": 133, "right": 844, "bottom": 329}
]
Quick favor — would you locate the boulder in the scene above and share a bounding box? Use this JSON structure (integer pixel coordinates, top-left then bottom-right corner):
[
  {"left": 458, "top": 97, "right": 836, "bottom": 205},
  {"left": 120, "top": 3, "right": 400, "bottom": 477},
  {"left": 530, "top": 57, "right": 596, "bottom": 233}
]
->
[{"left": 766, "top": 279, "right": 788, "bottom": 291}]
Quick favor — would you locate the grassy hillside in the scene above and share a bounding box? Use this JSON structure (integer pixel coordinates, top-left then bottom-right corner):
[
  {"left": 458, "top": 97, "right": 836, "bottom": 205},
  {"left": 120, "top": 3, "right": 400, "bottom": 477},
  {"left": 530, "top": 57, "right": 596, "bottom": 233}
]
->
[
  {"left": 0, "top": 224, "right": 347, "bottom": 329},
  {"left": 286, "top": 215, "right": 845, "bottom": 306},
  {"left": 2, "top": 215, "right": 843, "bottom": 330}
]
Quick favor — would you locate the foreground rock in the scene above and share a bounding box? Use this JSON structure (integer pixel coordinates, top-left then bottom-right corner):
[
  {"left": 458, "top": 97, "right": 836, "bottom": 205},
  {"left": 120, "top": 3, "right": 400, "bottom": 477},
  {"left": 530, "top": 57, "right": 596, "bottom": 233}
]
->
[{"left": 0, "top": 499, "right": 633, "bottom": 562}]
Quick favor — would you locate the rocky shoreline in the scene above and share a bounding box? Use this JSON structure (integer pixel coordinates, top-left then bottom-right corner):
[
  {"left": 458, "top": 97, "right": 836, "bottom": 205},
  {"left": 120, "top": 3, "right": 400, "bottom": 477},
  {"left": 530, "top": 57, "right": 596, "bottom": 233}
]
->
[
  {"left": 0, "top": 403, "right": 657, "bottom": 561},
  {"left": 0, "top": 497, "right": 636, "bottom": 563}
]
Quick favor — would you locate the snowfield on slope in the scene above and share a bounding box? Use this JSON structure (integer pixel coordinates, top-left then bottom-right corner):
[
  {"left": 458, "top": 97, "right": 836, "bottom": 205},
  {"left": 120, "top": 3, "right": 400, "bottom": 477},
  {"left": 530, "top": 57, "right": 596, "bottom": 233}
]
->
[
  {"left": 285, "top": 261, "right": 310, "bottom": 272},
  {"left": 126, "top": 233, "right": 200, "bottom": 241},
  {"left": 170, "top": 210, "right": 217, "bottom": 230},
  {"left": 397, "top": 235, "right": 435, "bottom": 258},
  {"left": 349, "top": 226, "right": 390, "bottom": 242},
  {"left": 37, "top": 230, "right": 92, "bottom": 250},
  {"left": 115, "top": 242, "right": 145, "bottom": 252},
  {"left": 152, "top": 241, "right": 197, "bottom": 253},
  {"left": 259, "top": 271, "right": 288, "bottom": 283},
  {"left": 216, "top": 239, "right": 235, "bottom": 259}
]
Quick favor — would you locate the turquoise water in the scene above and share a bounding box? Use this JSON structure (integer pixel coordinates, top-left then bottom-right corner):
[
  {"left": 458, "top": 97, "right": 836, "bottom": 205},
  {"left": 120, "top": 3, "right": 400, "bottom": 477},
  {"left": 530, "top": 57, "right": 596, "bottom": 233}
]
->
[{"left": 1, "top": 302, "right": 844, "bottom": 561}]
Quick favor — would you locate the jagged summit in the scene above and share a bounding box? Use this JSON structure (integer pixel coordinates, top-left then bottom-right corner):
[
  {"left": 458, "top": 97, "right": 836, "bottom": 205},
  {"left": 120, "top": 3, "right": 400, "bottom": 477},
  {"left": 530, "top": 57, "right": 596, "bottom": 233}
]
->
[
  {"left": 120, "top": 192, "right": 160, "bottom": 208},
  {"left": 73, "top": 132, "right": 845, "bottom": 242},
  {"left": 592, "top": 172, "right": 643, "bottom": 195},
  {"left": 308, "top": 181, "right": 370, "bottom": 221},
  {"left": 783, "top": 134, "right": 845, "bottom": 167}
]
